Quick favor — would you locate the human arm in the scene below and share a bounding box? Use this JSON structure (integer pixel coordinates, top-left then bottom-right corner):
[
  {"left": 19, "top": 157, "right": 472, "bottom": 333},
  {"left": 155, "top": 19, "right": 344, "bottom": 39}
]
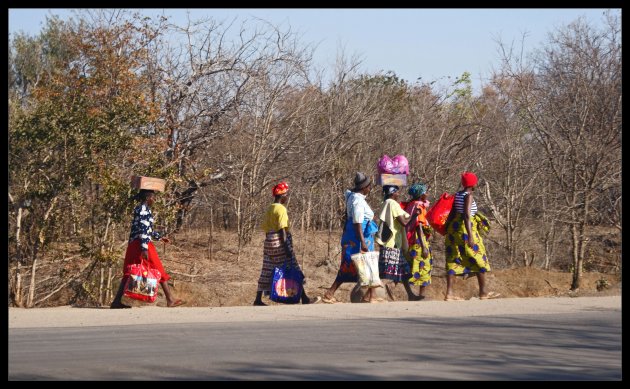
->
[
  {"left": 464, "top": 192, "right": 475, "bottom": 247},
  {"left": 272, "top": 204, "right": 291, "bottom": 256},
  {"left": 416, "top": 223, "right": 429, "bottom": 258},
  {"left": 150, "top": 230, "right": 170, "bottom": 244},
  {"left": 354, "top": 222, "right": 368, "bottom": 252},
  {"left": 444, "top": 198, "right": 456, "bottom": 229},
  {"left": 396, "top": 206, "right": 418, "bottom": 226},
  {"left": 279, "top": 227, "right": 291, "bottom": 257}
]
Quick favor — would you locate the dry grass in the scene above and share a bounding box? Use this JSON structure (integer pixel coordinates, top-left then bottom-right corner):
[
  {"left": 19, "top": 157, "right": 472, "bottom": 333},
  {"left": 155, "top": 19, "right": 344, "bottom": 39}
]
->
[{"left": 118, "top": 229, "right": 621, "bottom": 307}]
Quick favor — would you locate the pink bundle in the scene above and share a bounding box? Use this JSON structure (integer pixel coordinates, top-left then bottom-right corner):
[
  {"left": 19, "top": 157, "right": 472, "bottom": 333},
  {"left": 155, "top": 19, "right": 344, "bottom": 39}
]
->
[{"left": 377, "top": 155, "right": 409, "bottom": 175}]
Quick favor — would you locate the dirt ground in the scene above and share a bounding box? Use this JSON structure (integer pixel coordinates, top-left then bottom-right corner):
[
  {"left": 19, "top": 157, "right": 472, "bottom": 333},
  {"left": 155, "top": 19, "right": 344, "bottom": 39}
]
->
[{"left": 118, "top": 229, "right": 621, "bottom": 308}]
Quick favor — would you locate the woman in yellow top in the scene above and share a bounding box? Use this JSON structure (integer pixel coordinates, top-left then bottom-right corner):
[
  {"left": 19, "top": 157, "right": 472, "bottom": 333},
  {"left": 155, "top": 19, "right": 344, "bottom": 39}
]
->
[
  {"left": 253, "top": 182, "right": 320, "bottom": 306},
  {"left": 376, "top": 185, "right": 422, "bottom": 301}
]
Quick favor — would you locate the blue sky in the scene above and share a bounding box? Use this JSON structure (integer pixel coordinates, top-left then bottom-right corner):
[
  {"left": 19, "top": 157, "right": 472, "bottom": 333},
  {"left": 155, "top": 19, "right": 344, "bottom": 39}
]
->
[{"left": 8, "top": 8, "right": 617, "bottom": 93}]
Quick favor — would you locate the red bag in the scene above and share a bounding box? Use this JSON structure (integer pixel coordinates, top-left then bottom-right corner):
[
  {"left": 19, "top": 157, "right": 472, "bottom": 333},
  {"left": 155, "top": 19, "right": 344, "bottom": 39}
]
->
[
  {"left": 426, "top": 192, "right": 455, "bottom": 236},
  {"left": 124, "top": 261, "right": 161, "bottom": 303}
]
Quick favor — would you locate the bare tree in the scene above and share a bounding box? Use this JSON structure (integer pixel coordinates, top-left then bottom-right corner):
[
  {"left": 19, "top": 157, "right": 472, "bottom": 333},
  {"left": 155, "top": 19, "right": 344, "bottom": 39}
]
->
[{"left": 500, "top": 13, "right": 621, "bottom": 289}]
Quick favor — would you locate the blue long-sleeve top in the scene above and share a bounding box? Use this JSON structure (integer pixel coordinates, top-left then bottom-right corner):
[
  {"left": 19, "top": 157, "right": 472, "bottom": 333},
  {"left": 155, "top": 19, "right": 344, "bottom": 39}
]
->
[{"left": 128, "top": 204, "right": 162, "bottom": 251}]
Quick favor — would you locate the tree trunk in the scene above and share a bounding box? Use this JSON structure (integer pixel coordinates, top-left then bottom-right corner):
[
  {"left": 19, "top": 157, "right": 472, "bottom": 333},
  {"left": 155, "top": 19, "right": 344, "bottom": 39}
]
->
[
  {"left": 543, "top": 227, "right": 556, "bottom": 271},
  {"left": 26, "top": 196, "right": 59, "bottom": 307},
  {"left": 15, "top": 262, "right": 23, "bottom": 307},
  {"left": 13, "top": 206, "right": 24, "bottom": 306},
  {"left": 98, "top": 266, "right": 105, "bottom": 306},
  {"left": 27, "top": 256, "right": 38, "bottom": 308},
  {"left": 570, "top": 221, "right": 580, "bottom": 291},
  {"left": 207, "top": 207, "right": 214, "bottom": 260},
  {"left": 572, "top": 200, "right": 590, "bottom": 291},
  {"left": 327, "top": 216, "right": 333, "bottom": 262},
  {"left": 107, "top": 266, "right": 113, "bottom": 304}
]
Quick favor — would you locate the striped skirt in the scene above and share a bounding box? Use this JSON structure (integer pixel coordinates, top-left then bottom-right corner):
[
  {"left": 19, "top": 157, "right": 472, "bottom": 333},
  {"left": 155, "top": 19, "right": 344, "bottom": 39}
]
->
[{"left": 257, "top": 231, "right": 303, "bottom": 292}]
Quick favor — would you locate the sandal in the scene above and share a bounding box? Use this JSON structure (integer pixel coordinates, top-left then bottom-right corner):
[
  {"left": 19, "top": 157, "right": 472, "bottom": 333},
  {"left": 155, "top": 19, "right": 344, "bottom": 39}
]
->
[
  {"left": 321, "top": 296, "right": 338, "bottom": 304},
  {"left": 479, "top": 292, "right": 501, "bottom": 300},
  {"left": 444, "top": 295, "right": 465, "bottom": 301},
  {"left": 167, "top": 299, "right": 186, "bottom": 307}
]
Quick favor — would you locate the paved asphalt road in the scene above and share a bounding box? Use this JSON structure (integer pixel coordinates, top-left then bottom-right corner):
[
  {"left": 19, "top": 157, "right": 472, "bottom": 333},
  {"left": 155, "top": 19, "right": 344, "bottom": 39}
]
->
[{"left": 9, "top": 296, "right": 621, "bottom": 380}]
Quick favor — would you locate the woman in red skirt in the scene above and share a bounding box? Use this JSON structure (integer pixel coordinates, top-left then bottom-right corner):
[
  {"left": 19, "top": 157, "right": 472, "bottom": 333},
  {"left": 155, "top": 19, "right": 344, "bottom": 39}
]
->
[{"left": 110, "top": 189, "right": 184, "bottom": 308}]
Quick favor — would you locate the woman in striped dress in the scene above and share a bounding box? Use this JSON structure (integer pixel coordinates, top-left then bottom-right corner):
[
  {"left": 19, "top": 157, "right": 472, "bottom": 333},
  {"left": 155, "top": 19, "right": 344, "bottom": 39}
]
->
[
  {"left": 253, "top": 182, "right": 320, "bottom": 306},
  {"left": 443, "top": 172, "right": 498, "bottom": 301}
]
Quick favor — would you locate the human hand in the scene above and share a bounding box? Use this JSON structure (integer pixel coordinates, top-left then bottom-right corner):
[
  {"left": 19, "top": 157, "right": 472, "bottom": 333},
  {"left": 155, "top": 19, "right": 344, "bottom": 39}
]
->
[
  {"left": 467, "top": 236, "right": 476, "bottom": 248},
  {"left": 360, "top": 242, "right": 368, "bottom": 252},
  {"left": 422, "top": 247, "right": 429, "bottom": 258},
  {"left": 141, "top": 250, "right": 149, "bottom": 260}
]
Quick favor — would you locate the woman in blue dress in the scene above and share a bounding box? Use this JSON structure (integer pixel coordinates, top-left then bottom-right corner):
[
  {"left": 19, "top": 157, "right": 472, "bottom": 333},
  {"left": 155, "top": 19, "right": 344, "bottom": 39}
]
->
[{"left": 322, "top": 172, "right": 378, "bottom": 303}]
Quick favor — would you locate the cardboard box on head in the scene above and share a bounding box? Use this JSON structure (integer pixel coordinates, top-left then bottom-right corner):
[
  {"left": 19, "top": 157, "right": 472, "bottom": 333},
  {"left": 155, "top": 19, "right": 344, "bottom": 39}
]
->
[
  {"left": 131, "top": 176, "right": 166, "bottom": 192},
  {"left": 376, "top": 173, "right": 407, "bottom": 187}
]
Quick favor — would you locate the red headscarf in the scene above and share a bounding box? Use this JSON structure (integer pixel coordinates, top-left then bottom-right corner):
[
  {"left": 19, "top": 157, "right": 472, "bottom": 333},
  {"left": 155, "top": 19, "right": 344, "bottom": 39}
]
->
[
  {"left": 461, "top": 172, "right": 478, "bottom": 188},
  {"left": 272, "top": 182, "right": 289, "bottom": 196}
]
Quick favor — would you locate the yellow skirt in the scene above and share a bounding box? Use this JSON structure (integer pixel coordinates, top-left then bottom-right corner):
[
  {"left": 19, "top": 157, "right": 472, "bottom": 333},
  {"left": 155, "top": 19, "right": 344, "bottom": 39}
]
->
[
  {"left": 406, "top": 228, "right": 433, "bottom": 286},
  {"left": 444, "top": 213, "right": 490, "bottom": 276}
]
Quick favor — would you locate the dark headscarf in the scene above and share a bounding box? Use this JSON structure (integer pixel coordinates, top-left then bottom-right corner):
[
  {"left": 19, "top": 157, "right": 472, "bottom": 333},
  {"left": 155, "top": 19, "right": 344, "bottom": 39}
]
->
[
  {"left": 135, "top": 189, "right": 155, "bottom": 202},
  {"left": 408, "top": 183, "right": 428, "bottom": 199},
  {"left": 382, "top": 185, "right": 400, "bottom": 200}
]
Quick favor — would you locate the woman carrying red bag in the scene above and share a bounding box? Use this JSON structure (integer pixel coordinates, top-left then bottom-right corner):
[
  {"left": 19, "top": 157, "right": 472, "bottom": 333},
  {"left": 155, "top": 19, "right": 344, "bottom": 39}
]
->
[
  {"left": 110, "top": 189, "right": 185, "bottom": 309},
  {"left": 443, "top": 172, "right": 499, "bottom": 301}
]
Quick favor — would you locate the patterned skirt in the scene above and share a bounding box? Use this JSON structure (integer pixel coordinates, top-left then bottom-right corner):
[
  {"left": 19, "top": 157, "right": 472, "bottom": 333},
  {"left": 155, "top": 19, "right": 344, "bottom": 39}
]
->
[
  {"left": 444, "top": 213, "right": 491, "bottom": 276},
  {"left": 257, "top": 231, "right": 303, "bottom": 292},
  {"left": 335, "top": 219, "right": 378, "bottom": 284},
  {"left": 379, "top": 246, "right": 411, "bottom": 282},
  {"left": 406, "top": 227, "right": 433, "bottom": 287}
]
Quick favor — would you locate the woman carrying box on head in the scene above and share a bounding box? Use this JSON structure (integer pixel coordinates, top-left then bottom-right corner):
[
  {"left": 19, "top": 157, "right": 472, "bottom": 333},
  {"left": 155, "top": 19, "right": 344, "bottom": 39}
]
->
[{"left": 111, "top": 189, "right": 184, "bottom": 308}]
